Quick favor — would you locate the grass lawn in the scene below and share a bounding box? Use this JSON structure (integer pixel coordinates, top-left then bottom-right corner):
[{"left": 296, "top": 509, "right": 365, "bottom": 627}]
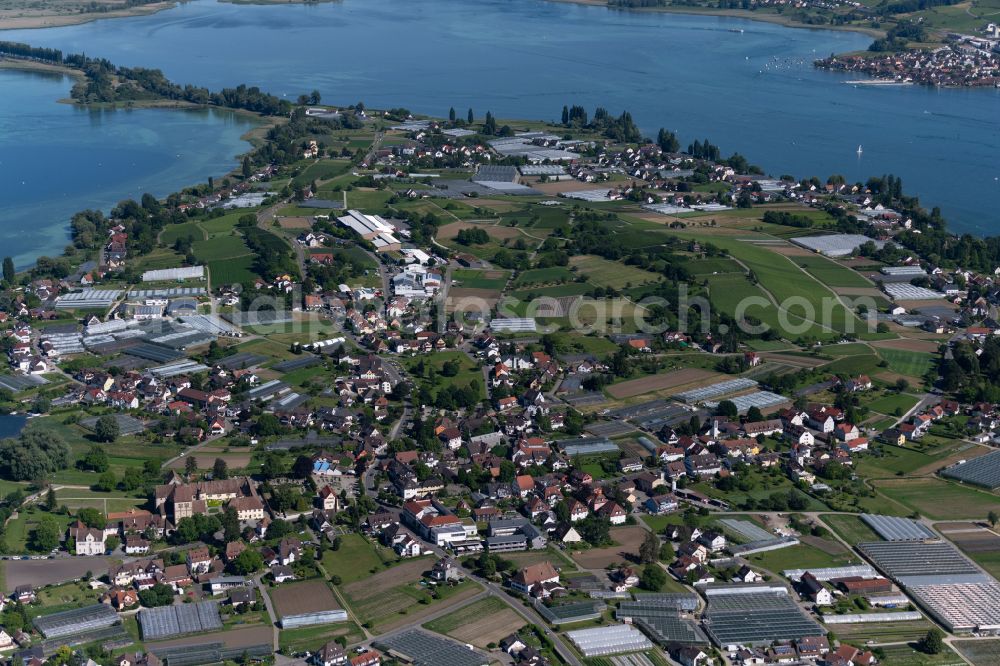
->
[
  {"left": 5, "top": 506, "right": 72, "bottom": 553},
  {"left": 321, "top": 533, "right": 392, "bottom": 584},
  {"left": 24, "top": 416, "right": 179, "bottom": 486},
  {"left": 866, "top": 392, "right": 920, "bottom": 415},
  {"left": 35, "top": 580, "right": 98, "bottom": 613},
  {"left": 400, "top": 351, "right": 484, "bottom": 401},
  {"left": 691, "top": 473, "right": 828, "bottom": 511},
  {"left": 873, "top": 477, "right": 1000, "bottom": 520},
  {"left": 877, "top": 348, "right": 934, "bottom": 378},
  {"left": 855, "top": 445, "right": 939, "bottom": 478},
  {"left": 820, "top": 514, "right": 882, "bottom": 545}
]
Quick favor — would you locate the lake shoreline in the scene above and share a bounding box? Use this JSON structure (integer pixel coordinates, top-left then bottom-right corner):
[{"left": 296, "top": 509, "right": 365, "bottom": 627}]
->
[
  {"left": 1, "top": 57, "right": 278, "bottom": 144},
  {"left": 546, "top": 0, "right": 885, "bottom": 40},
  {"left": 0, "top": 1, "right": 177, "bottom": 31},
  {"left": 0, "top": 57, "right": 86, "bottom": 80},
  {"left": 0, "top": 60, "right": 271, "bottom": 271}
]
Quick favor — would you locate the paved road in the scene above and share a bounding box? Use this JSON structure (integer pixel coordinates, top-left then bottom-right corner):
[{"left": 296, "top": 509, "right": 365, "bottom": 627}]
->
[{"left": 160, "top": 433, "right": 227, "bottom": 470}]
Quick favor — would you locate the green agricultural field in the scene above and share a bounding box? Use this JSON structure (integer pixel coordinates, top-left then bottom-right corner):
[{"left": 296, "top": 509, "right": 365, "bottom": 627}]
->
[
  {"left": 679, "top": 256, "right": 742, "bottom": 276},
  {"left": 962, "top": 549, "right": 1000, "bottom": 580},
  {"left": 706, "top": 273, "right": 833, "bottom": 340},
  {"left": 278, "top": 622, "right": 365, "bottom": 654},
  {"left": 345, "top": 189, "right": 393, "bottom": 210},
  {"left": 209, "top": 256, "right": 257, "bottom": 286},
  {"left": 678, "top": 233, "right": 863, "bottom": 335},
  {"left": 825, "top": 354, "right": 882, "bottom": 376},
  {"left": 953, "top": 639, "right": 1000, "bottom": 666},
  {"left": 291, "top": 160, "right": 351, "bottom": 188},
  {"left": 821, "top": 514, "right": 882, "bottom": 545},
  {"left": 160, "top": 221, "right": 206, "bottom": 245},
  {"left": 585, "top": 652, "right": 670, "bottom": 666},
  {"left": 873, "top": 477, "right": 1000, "bottom": 520},
  {"left": 746, "top": 540, "right": 856, "bottom": 572},
  {"left": 132, "top": 247, "right": 187, "bottom": 273},
  {"left": 821, "top": 343, "right": 873, "bottom": 357},
  {"left": 878, "top": 348, "right": 934, "bottom": 378},
  {"left": 513, "top": 266, "right": 575, "bottom": 286},
  {"left": 509, "top": 283, "right": 591, "bottom": 300},
  {"left": 793, "top": 255, "right": 872, "bottom": 288},
  {"left": 865, "top": 643, "right": 964, "bottom": 666},
  {"left": 832, "top": 620, "right": 937, "bottom": 646},
  {"left": 423, "top": 597, "right": 508, "bottom": 634},
  {"left": 452, "top": 269, "right": 510, "bottom": 290},
  {"left": 193, "top": 234, "right": 252, "bottom": 262},
  {"left": 501, "top": 207, "right": 570, "bottom": 229},
  {"left": 544, "top": 331, "right": 619, "bottom": 358},
  {"left": 569, "top": 255, "right": 662, "bottom": 289},
  {"left": 199, "top": 210, "right": 255, "bottom": 237},
  {"left": 866, "top": 392, "right": 920, "bottom": 415}
]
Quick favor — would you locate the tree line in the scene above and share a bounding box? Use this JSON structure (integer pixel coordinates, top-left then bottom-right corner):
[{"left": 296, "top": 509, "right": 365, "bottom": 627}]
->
[{"left": 0, "top": 41, "right": 292, "bottom": 116}]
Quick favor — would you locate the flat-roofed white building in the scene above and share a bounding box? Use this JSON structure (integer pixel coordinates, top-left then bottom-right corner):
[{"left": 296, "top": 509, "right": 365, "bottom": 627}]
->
[{"left": 337, "top": 210, "right": 400, "bottom": 251}]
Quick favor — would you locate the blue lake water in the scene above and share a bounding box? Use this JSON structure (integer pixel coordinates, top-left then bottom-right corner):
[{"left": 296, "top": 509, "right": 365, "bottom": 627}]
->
[
  {"left": 2, "top": 0, "right": 1000, "bottom": 251},
  {"left": 0, "top": 69, "right": 258, "bottom": 268}
]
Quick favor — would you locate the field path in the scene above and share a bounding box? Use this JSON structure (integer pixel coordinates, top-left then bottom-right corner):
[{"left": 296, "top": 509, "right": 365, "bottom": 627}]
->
[
  {"left": 254, "top": 573, "right": 279, "bottom": 650},
  {"left": 723, "top": 253, "right": 841, "bottom": 334}
]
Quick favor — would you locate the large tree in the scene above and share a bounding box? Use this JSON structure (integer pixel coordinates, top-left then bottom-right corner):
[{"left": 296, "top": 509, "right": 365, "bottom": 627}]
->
[
  {"left": 77, "top": 507, "right": 105, "bottom": 529},
  {"left": 80, "top": 445, "right": 109, "bottom": 472},
  {"left": 2, "top": 256, "right": 14, "bottom": 285},
  {"left": 638, "top": 530, "right": 660, "bottom": 564},
  {"left": 228, "top": 549, "right": 264, "bottom": 576},
  {"left": 138, "top": 583, "right": 174, "bottom": 607},
  {"left": 0, "top": 428, "right": 70, "bottom": 481},
  {"left": 30, "top": 514, "right": 61, "bottom": 552},
  {"left": 920, "top": 628, "right": 944, "bottom": 655},
  {"left": 94, "top": 415, "right": 120, "bottom": 443},
  {"left": 639, "top": 564, "right": 667, "bottom": 591}
]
